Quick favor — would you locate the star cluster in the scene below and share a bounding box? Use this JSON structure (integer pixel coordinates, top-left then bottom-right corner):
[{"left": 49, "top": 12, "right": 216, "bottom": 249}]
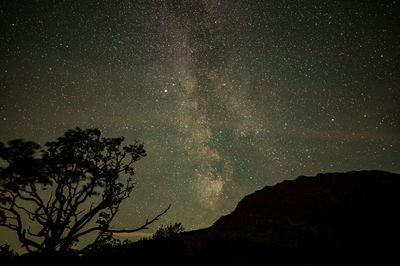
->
[{"left": 1, "top": 0, "right": 399, "bottom": 246}]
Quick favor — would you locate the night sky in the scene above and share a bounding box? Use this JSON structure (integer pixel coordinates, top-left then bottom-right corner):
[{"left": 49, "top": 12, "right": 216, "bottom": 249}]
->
[{"left": 1, "top": 0, "right": 399, "bottom": 248}]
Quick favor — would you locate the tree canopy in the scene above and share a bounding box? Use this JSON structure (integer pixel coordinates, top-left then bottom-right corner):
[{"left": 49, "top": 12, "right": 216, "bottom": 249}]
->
[{"left": 0, "top": 128, "right": 169, "bottom": 253}]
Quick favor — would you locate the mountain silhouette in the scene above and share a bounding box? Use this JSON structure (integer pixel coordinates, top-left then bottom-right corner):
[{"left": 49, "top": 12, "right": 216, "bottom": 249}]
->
[{"left": 177, "top": 170, "right": 400, "bottom": 265}]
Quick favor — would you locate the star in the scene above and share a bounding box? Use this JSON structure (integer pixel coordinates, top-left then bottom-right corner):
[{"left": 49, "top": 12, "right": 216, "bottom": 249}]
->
[{"left": 0, "top": 1, "right": 398, "bottom": 250}]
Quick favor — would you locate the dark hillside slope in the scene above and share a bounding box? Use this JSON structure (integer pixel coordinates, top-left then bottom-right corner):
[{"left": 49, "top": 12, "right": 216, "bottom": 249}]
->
[{"left": 179, "top": 170, "right": 400, "bottom": 264}]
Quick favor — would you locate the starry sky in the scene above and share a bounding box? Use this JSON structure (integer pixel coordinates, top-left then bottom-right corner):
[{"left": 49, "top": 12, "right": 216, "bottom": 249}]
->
[{"left": 1, "top": 0, "right": 399, "bottom": 247}]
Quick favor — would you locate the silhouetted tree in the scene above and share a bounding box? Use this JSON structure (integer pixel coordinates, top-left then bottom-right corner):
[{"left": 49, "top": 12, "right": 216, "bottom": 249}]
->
[
  {"left": 0, "top": 128, "right": 169, "bottom": 254},
  {"left": 0, "top": 244, "right": 16, "bottom": 257},
  {"left": 152, "top": 222, "right": 184, "bottom": 240}
]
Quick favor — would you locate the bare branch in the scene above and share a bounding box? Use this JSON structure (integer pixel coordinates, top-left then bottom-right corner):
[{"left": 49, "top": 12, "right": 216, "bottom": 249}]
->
[
  {"left": 0, "top": 223, "right": 18, "bottom": 231},
  {"left": 14, "top": 202, "right": 36, "bottom": 218},
  {"left": 74, "top": 205, "right": 170, "bottom": 239},
  {"left": 28, "top": 226, "right": 44, "bottom": 237}
]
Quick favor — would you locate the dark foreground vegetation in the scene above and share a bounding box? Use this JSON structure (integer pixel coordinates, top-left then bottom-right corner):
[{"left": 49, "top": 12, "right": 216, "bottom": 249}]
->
[
  {"left": 2, "top": 170, "right": 400, "bottom": 265},
  {"left": 0, "top": 128, "right": 169, "bottom": 254}
]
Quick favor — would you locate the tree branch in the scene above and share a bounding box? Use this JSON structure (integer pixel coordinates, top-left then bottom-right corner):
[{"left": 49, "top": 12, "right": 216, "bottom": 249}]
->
[
  {"left": 0, "top": 222, "right": 18, "bottom": 231},
  {"left": 74, "top": 204, "right": 170, "bottom": 239}
]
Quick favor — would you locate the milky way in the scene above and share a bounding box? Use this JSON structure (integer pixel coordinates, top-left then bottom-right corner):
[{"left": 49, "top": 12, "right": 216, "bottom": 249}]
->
[{"left": 1, "top": 0, "right": 399, "bottom": 249}]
